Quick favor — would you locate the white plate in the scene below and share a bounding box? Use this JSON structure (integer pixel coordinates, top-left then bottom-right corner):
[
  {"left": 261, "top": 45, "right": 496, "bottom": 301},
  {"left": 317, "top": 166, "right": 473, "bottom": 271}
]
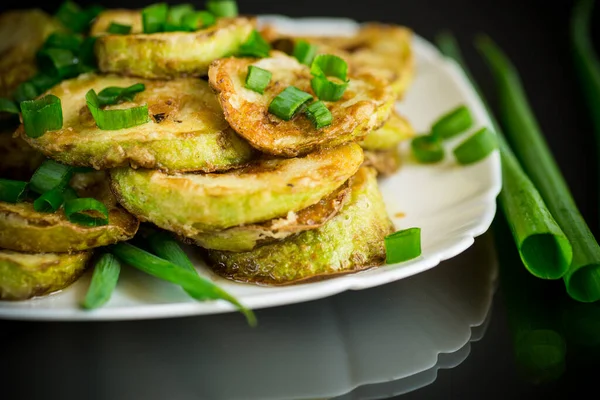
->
[{"left": 0, "top": 16, "right": 501, "bottom": 321}]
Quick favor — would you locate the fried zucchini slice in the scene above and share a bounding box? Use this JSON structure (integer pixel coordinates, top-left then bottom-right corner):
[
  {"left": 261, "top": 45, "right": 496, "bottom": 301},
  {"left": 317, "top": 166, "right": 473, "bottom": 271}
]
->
[
  {"left": 111, "top": 143, "right": 364, "bottom": 235},
  {"left": 17, "top": 74, "right": 254, "bottom": 172},
  {"left": 207, "top": 167, "right": 393, "bottom": 285},
  {"left": 0, "top": 131, "right": 45, "bottom": 180},
  {"left": 209, "top": 52, "right": 395, "bottom": 157},
  {"left": 0, "top": 9, "right": 63, "bottom": 98},
  {"left": 0, "top": 172, "right": 139, "bottom": 253},
  {"left": 94, "top": 14, "right": 254, "bottom": 78},
  {"left": 363, "top": 147, "right": 402, "bottom": 177},
  {"left": 359, "top": 110, "right": 414, "bottom": 151},
  {"left": 0, "top": 249, "right": 91, "bottom": 300},
  {"left": 191, "top": 181, "right": 351, "bottom": 252}
]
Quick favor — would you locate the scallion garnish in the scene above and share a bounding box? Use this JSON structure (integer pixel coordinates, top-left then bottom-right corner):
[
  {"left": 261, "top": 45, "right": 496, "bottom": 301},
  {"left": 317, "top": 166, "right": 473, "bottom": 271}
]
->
[
  {"left": 477, "top": 35, "right": 600, "bottom": 301},
  {"left": 37, "top": 48, "right": 79, "bottom": 79},
  {"left": 164, "top": 4, "right": 194, "bottom": 31},
  {"left": 147, "top": 231, "right": 196, "bottom": 272},
  {"left": 245, "top": 65, "right": 272, "bottom": 94},
  {"left": 97, "top": 83, "right": 146, "bottom": 106},
  {"left": 268, "top": 86, "right": 313, "bottom": 121},
  {"left": 107, "top": 22, "right": 132, "bottom": 34},
  {"left": 33, "top": 187, "right": 65, "bottom": 213},
  {"left": 29, "top": 160, "right": 72, "bottom": 195},
  {"left": 411, "top": 135, "right": 445, "bottom": 163},
  {"left": 181, "top": 11, "right": 216, "bottom": 31},
  {"left": 453, "top": 127, "right": 497, "bottom": 165},
  {"left": 293, "top": 40, "right": 318, "bottom": 66},
  {"left": 0, "top": 179, "right": 28, "bottom": 203},
  {"left": 305, "top": 100, "right": 332, "bottom": 129},
  {"left": 86, "top": 89, "right": 149, "bottom": 130},
  {"left": 310, "top": 54, "right": 349, "bottom": 101},
  {"left": 14, "top": 82, "right": 38, "bottom": 104},
  {"left": 238, "top": 30, "right": 271, "bottom": 58},
  {"left": 78, "top": 36, "right": 98, "bottom": 73},
  {"left": 431, "top": 105, "right": 473, "bottom": 140},
  {"left": 42, "top": 32, "right": 83, "bottom": 52},
  {"left": 109, "top": 242, "right": 256, "bottom": 325},
  {"left": 0, "top": 98, "right": 19, "bottom": 115},
  {"left": 206, "top": 0, "right": 238, "bottom": 17},
  {"left": 81, "top": 253, "right": 121, "bottom": 309},
  {"left": 142, "top": 3, "right": 169, "bottom": 34},
  {"left": 64, "top": 197, "right": 109, "bottom": 226},
  {"left": 55, "top": 1, "right": 102, "bottom": 33},
  {"left": 20, "top": 95, "right": 63, "bottom": 138},
  {"left": 28, "top": 73, "right": 61, "bottom": 94},
  {"left": 385, "top": 228, "right": 422, "bottom": 264}
]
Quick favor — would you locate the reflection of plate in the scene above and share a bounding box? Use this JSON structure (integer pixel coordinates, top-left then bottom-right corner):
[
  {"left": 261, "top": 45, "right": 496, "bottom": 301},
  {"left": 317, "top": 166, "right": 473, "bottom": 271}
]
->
[
  {"left": 1, "top": 234, "right": 498, "bottom": 399},
  {"left": 0, "top": 16, "right": 501, "bottom": 321}
]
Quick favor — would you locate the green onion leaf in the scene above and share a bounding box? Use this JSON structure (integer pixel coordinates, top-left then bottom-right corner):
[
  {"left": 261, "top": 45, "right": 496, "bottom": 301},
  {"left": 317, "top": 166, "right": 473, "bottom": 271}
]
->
[
  {"left": 206, "top": 0, "right": 238, "bottom": 17},
  {"left": 164, "top": 4, "right": 194, "bottom": 31},
  {"left": 238, "top": 30, "right": 271, "bottom": 58},
  {"left": 147, "top": 231, "right": 196, "bottom": 272},
  {"left": 37, "top": 48, "right": 79, "bottom": 79},
  {"left": 310, "top": 54, "right": 349, "bottom": 101},
  {"left": 109, "top": 242, "right": 256, "bottom": 326},
  {"left": 431, "top": 105, "right": 473, "bottom": 140},
  {"left": 453, "top": 127, "right": 497, "bottom": 165},
  {"left": 97, "top": 83, "right": 146, "bottom": 106},
  {"left": 0, "top": 179, "right": 28, "bottom": 203},
  {"left": 29, "top": 160, "right": 72, "bottom": 194},
  {"left": 86, "top": 89, "right": 149, "bottom": 130},
  {"left": 293, "top": 40, "right": 318, "bottom": 66},
  {"left": 33, "top": 186, "right": 65, "bottom": 212},
  {"left": 245, "top": 65, "right": 272, "bottom": 94},
  {"left": 385, "top": 228, "right": 422, "bottom": 264},
  {"left": 107, "top": 22, "right": 132, "bottom": 34},
  {"left": 64, "top": 197, "right": 109, "bottom": 226},
  {"left": 477, "top": 35, "right": 600, "bottom": 300},
  {"left": 268, "top": 86, "right": 313, "bottom": 121},
  {"left": 20, "top": 95, "right": 63, "bottom": 138},
  {"left": 78, "top": 36, "right": 98, "bottom": 74},
  {"left": 14, "top": 82, "right": 38, "bottom": 104},
  {"left": 305, "top": 100, "right": 332, "bottom": 129},
  {"left": 142, "top": 3, "right": 169, "bottom": 34},
  {"left": 0, "top": 98, "right": 19, "bottom": 115},
  {"left": 42, "top": 32, "right": 83, "bottom": 52},
  {"left": 82, "top": 253, "right": 121, "bottom": 309},
  {"left": 28, "top": 73, "right": 61, "bottom": 94},
  {"left": 181, "top": 11, "right": 216, "bottom": 31},
  {"left": 411, "top": 135, "right": 445, "bottom": 163}
]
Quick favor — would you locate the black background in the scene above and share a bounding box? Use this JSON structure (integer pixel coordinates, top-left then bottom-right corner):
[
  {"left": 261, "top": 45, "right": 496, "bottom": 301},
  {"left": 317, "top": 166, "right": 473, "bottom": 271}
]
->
[{"left": 1, "top": 0, "right": 600, "bottom": 399}]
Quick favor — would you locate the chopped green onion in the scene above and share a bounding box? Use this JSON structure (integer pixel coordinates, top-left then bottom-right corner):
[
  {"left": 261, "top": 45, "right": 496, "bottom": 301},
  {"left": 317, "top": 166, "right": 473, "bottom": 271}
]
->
[
  {"left": 238, "top": 30, "right": 271, "bottom": 58},
  {"left": 411, "top": 135, "right": 445, "bottom": 163},
  {"left": 20, "top": 95, "right": 63, "bottom": 138},
  {"left": 0, "top": 98, "right": 19, "bottom": 115},
  {"left": 310, "top": 75, "right": 349, "bottom": 102},
  {"left": 86, "top": 89, "right": 149, "bottom": 130},
  {"left": 64, "top": 197, "right": 109, "bottom": 226},
  {"left": 14, "top": 82, "right": 38, "bottom": 104},
  {"left": 142, "top": 3, "right": 169, "bottom": 34},
  {"left": 181, "top": 11, "right": 216, "bottom": 31},
  {"left": 71, "top": 166, "right": 95, "bottom": 174},
  {"left": 29, "top": 160, "right": 72, "bottom": 195},
  {"left": 37, "top": 48, "right": 79, "bottom": 79},
  {"left": 245, "top": 65, "right": 272, "bottom": 94},
  {"left": 305, "top": 100, "right": 332, "bottom": 129},
  {"left": 107, "top": 22, "right": 132, "bottom": 34},
  {"left": 293, "top": 40, "right": 318, "bottom": 66},
  {"left": 55, "top": 1, "right": 102, "bottom": 33},
  {"left": 78, "top": 36, "right": 98, "bottom": 73},
  {"left": 42, "top": 32, "right": 83, "bottom": 52},
  {"left": 164, "top": 4, "right": 193, "bottom": 31},
  {"left": 62, "top": 186, "right": 79, "bottom": 202},
  {"left": 385, "top": 227, "right": 422, "bottom": 264},
  {"left": 81, "top": 253, "right": 121, "bottom": 309},
  {"left": 268, "top": 86, "right": 313, "bottom": 121},
  {"left": 436, "top": 31, "right": 572, "bottom": 280},
  {"left": 109, "top": 242, "right": 256, "bottom": 326},
  {"left": 97, "top": 83, "right": 146, "bottom": 106},
  {"left": 0, "top": 179, "right": 28, "bottom": 203},
  {"left": 310, "top": 54, "right": 349, "bottom": 101},
  {"left": 453, "top": 127, "right": 497, "bottom": 165},
  {"left": 206, "top": 0, "right": 238, "bottom": 17},
  {"left": 33, "top": 187, "right": 65, "bottom": 212},
  {"left": 28, "top": 74, "right": 61, "bottom": 94},
  {"left": 477, "top": 35, "right": 600, "bottom": 301},
  {"left": 431, "top": 105, "right": 473, "bottom": 140}
]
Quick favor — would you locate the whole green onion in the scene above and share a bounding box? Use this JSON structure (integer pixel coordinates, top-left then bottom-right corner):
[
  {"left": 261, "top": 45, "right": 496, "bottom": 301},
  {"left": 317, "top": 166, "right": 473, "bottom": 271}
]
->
[
  {"left": 305, "top": 100, "right": 332, "bottom": 129},
  {"left": 477, "top": 35, "right": 600, "bottom": 300},
  {"left": 245, "top": 65, "right": 272, "bottom": 94},
  {"left": 86, "top": 89, "right": 149, "bottom": 130},
  {"left": 109, "top": 242, "right": 256, "bottom": 326},
  {"left": 293, "top": 40, "right": 318, "bottom": 66},
  {"left": 0, "top": 179, "right": 28, "bottom": 203},
  {"left": 20, "top": 95, "right": 63, "bottom": 138},
  {"left": 142, "top": 3, "right": 169, "bottom": 34},
  {"left": 82, "top": 253, "right": 121, "bottom": 309},
  {"left": 33, "top": 187, "right": 65, "bottom": 212},
  {"left": 411, "top": 135, "right": 445, "bottom": 163},
  {"left": 64, "top": 197, "right": 109, "bottom": 227},
  {"left": 384, "top": 228, "right": 421, "bottom": 264},
  {"left": 436, "top": 32, "right": 572, "bottom": 280},
  {"left": 431, "top": 105, "right": 473, "bottom": 140},
  {"left": 206, "top": 0, "right": 238, "bottom": 17},
  {"left": 147, "top": 231, "right": 196, "bottom": 272},
  {"left": 29, "top": 160, "right": 72, "bottom": 195},
  {"left": 0, "top": 98, "right": 19, "bottom": 115},
  {"left": 107, "top": 22, "right": 132, "bottom": 34},
  {"left": 453, "top": 127, "right": 497, "bottom": 165},
  {"left": 97, "top": 83, "right": 146, "bottom": 106},
  {"left": 268, "top": 86, "right": 313, "bottom": 121},
  {"left": 238, "top": 30, "right": 271, "bottom": 58}
]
